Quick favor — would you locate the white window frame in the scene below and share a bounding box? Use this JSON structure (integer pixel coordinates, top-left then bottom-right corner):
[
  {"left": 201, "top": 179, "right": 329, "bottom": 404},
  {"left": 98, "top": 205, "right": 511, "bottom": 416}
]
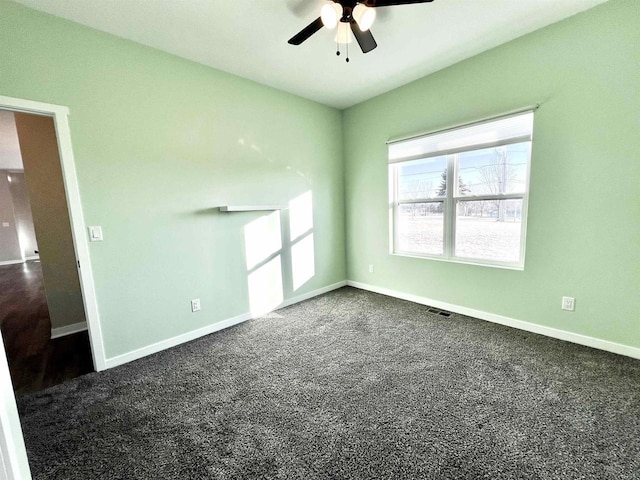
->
[{"left": 388, "top": 110, "right": 534, "bottom": 270}]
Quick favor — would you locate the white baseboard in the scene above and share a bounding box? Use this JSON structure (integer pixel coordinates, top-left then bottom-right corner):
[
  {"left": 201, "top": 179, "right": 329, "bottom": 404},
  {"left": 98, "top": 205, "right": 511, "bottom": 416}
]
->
[
  {"left": 0, "top": 259, "right": 23, "bottom": 266},
  {"left": 347, "top": 280, "right": 640, "bottom": 361},
  {"left": 104, "top": 312, "right": 253, "bottom": 370},
  {"left": 51, "top": 322, "right": 88, "bottom": 339},
  {"left": 279, "top": 281, "right": 347, "bottom": 309},
  {"left": 0, "top": 257, "right": 39, "bottom": 266},
  {"left": 104, "top": 280, "right": 348, "bottom": 370}
]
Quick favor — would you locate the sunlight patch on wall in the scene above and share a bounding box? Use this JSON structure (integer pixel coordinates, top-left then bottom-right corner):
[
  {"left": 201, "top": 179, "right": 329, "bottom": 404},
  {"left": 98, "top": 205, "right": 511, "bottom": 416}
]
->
[
  {"left": 244, "top": 210, "right": 284, "bottom": 317},
  {"left": 244, "top": 211, "right": 282, "bottom": 270},
  {"left": 289, "top": 190, "right": 315, "bottom": 292},
  {"left": 243, "top": 190, "right": 316, "bottom": 314},
  {"left": 247, "top": 255, "right": 283, "bottom": 317},
  {"left": 289, "top": 190, "right": 313, "bottom": 241},
  {"left": 291, "top": 233, "right": 315, "bottom": 291}
]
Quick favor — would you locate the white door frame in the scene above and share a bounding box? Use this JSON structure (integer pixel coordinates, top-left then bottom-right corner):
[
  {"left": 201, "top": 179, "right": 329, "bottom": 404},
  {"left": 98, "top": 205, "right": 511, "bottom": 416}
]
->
[
  {"left": 0, "top": 331, "right": 31, "bottom": 480},
  {"left": 0, "top": 94, "right": 107, "bottom": 478}
]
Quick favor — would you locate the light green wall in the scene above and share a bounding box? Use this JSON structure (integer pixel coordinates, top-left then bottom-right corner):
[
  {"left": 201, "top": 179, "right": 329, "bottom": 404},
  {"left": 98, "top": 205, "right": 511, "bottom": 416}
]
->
[
  {"left": 344, "top": 0, "right": 640, "bottom": 348},
  {"left": 0, "top": 0, "right": 346, "bottom": 358}
]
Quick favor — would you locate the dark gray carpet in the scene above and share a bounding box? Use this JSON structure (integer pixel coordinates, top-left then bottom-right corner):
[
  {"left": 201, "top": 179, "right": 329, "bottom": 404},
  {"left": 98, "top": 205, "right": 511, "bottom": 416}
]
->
[{"left": 17, "top": 287, "right": 640, "bottom": 479}]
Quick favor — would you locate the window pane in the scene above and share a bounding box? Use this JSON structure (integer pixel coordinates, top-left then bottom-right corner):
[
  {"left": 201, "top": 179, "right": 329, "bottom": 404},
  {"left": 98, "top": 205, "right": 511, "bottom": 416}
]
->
[
  {"left": 457, "top": 143, "right": 529, "bottom": 196},
  {"left": 398, "top": 156, "right": 447, "bottom": 201},
  {"left": 455, "top": 199, "right": 523, "bottom": 263},
  {"left": 397, "top": 203, "right": 444, "bottom": 255}
]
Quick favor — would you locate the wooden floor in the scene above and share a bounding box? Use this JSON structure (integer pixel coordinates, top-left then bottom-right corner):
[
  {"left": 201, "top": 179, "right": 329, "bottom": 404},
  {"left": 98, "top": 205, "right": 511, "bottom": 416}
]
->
[{"left": 0, "top": 260, "right": 93, "bottom": 396}]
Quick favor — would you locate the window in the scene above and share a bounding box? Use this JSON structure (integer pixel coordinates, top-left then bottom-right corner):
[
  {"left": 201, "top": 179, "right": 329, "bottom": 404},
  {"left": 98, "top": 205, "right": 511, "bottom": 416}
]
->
[{"left": 388, "top": 111, "right": 534, "bottom": 268}]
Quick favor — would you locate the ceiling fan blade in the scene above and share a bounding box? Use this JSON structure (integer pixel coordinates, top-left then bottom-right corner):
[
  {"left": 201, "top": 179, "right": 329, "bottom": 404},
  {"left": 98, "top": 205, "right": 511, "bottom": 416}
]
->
[
  {"left": 350, "top": 21, "right": 377, "bottom": 54},
  {"left": 288, "top": 17, "right": 324, "bottom": 45},
  {"left": 365, "top": 0, "right": 434, "bottom": 6}
]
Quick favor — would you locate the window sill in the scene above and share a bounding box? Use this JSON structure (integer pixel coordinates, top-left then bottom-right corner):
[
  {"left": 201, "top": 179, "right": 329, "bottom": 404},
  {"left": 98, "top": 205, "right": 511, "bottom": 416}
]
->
[{"left": 391, "top": 251, "right": 524, "bottom": 271}]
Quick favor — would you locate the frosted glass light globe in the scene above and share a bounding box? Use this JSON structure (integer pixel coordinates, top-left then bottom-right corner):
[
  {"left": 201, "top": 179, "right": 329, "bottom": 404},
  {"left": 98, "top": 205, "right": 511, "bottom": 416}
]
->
[
  {"left": 321, "top": 2, "right": 343, "bottom": 30},
  {"left": 353, "top": 3, "right": 376, "bottom": 31},
  {"left": 334, "top": 21, "right": 353, "bottom": 44}
]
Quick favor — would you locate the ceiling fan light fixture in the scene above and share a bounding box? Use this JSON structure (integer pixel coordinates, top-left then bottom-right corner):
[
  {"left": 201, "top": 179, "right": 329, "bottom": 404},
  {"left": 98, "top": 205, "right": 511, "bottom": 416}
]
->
[
  {"left": 335, "top": 21, "right": 353, "bottom": 44},
  {"left": 353, "top": 3, "right": 376, "bottom": 32},
  {"left": 320, "top": 2, "right": 343, "bottom": 30}
]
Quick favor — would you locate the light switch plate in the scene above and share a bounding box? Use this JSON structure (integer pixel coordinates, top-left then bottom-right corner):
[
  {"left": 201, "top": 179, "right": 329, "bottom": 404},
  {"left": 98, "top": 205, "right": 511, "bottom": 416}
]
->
[
  {"left": 88, "top": 226, "right": 103, "bottom": 242},
  {"left": 561, "top": 296, "right": 575, "bottom": 311},
  {"left": 191, "top": 299, "right": 201, "bottom": 312}
]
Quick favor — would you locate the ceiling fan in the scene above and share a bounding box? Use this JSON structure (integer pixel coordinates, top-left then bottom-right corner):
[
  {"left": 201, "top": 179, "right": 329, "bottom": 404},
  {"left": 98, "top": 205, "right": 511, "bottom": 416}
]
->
[{"left": 288, "top": 0, "right": 435, "bottom": 60}]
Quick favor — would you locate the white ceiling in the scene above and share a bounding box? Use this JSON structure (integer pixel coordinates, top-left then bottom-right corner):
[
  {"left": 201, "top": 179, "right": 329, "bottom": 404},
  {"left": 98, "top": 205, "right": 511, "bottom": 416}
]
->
[
  {"left": 0, "top": 111, "right": 23, "bottom": 170},
  {"left": 13, "top": 0, "right": 607, "bottom": 109}
]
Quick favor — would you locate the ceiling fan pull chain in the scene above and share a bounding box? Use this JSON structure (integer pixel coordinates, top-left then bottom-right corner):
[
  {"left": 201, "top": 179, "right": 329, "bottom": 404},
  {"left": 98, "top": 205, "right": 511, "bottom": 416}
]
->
[
  {"left": 346, "top": 40, "right": 349, "bottom": 63},
  {"left": 336, "top": 41, "right": 340, "bottom": 56}
]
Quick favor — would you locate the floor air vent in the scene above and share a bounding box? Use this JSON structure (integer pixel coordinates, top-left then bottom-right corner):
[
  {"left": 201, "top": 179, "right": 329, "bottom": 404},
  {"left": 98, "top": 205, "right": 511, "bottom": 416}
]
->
[{"left": 427, "top": 307, "right": 452, "bottom": 317}]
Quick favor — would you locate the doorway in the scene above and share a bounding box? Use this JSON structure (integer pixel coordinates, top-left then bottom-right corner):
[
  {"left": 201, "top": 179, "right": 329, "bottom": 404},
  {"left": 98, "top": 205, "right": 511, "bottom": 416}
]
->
[{"left": 0, "top": 110, "right": 92, "bottom": 393}]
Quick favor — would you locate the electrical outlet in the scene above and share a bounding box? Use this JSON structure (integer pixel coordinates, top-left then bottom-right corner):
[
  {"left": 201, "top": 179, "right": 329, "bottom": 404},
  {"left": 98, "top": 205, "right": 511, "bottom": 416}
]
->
[
  {"left": 561, "top": 296, "right": 575, "bottom": 311},
  {"left": 191, "top": 299, "right": 201, "bottom": 312},
  {"left": 369, "top": 264, "right": 374, "bottom": 273}
]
